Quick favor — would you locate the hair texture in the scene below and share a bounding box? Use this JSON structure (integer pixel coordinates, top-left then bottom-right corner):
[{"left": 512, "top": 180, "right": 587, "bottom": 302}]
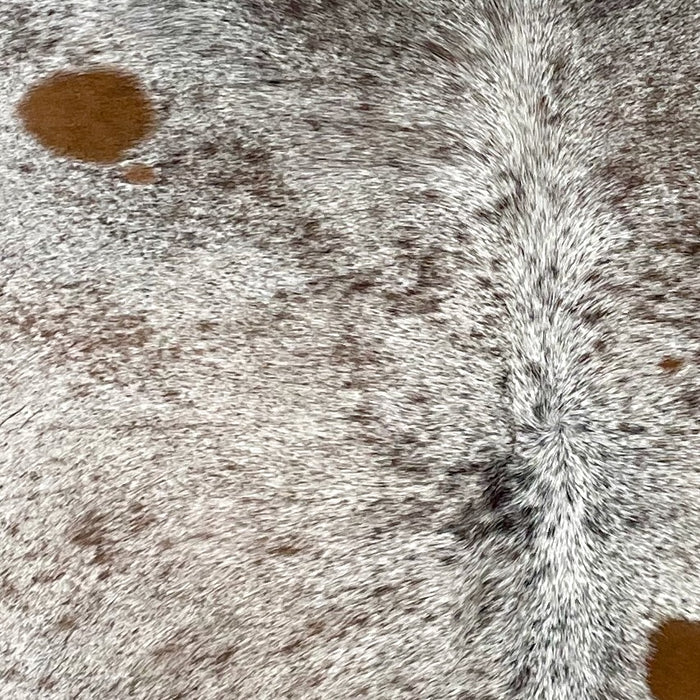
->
[{"left": 0, "top": 1, "right": 698, "bottom": 698}]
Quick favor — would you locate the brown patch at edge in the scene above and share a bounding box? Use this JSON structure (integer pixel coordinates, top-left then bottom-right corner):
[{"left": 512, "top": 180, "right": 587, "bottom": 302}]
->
[
  {"left": 17, "top": 67, "right": 155, "bottom": 163},
  {"left": 647, "top": 619, "right": 700, "bottom": 700},
  {"left": 123, "top": 163, "right": 158, "bottom": 184}
]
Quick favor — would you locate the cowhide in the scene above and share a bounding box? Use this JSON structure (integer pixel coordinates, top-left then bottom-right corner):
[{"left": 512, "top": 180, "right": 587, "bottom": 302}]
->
[{"left": 0, "top": 1, "right": 698, "bottom": 698}]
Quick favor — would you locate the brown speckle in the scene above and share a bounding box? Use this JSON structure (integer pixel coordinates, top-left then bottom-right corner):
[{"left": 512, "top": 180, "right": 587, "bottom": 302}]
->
[
  {"left": 17, "top": 67, "right": 156, "bottom": 163},
  {"left": 647, "top": 619, "right": 700, "bottom": 699}
]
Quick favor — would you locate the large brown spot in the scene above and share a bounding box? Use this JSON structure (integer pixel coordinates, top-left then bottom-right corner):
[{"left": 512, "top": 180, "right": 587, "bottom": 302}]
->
[
  {"left": 17, "top": 67, "right": 155, "bottom": 163},
  {"left": 647, "top": 619, "right": 700, "bottom": 699}
]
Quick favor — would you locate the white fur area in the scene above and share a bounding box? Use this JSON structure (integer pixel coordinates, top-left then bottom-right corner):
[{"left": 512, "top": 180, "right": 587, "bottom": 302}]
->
[{"left": 0, "top": 1, "right": 698, "bottom": 698}]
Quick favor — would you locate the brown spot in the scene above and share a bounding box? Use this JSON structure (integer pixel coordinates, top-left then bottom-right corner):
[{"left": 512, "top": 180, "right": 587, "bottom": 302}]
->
[
  {"left": 92, "top": 548, "right": 113, "bottom": 566},
  {"left": 70, "top": 509, "right": 108, "bottom": 548},
  {"left": 213, "top": 647, "right": 237, "bottom": 666},
  {"left": 647, "top": 619, "right": 700, "bottom": 699},
  {"left": 307, "top": 674, "right": 323, "bottom": 688},
  {"left": 123, "top": 163, "right": 158, "bottom": 184},
  {"left": 38, "top": 676, "right": 57, "bottom": 691},
  {"left": 31, "top": 570, "right": 65, "bottom": 585},
  {"left": 130, "top": 512, "right": 156, "bottom": 533},
  {"left": 279, "top": 639, "right": 304, "bottom": 655},
  {"left": 152, "top": 642, "right": 183, "bottom": 659},
  {"left": 659, "top": 356, "right": 684, "bottom": 374},
  {"left": 56, "top": 614, "right": 77, "bottom": 631},
  {"left": 267, "top": 544, "right": 302, "bottom": 556},
  {"left": 347, "top": 275, "right": 378, "bottom": 294},
  {"left": 196, "top": 320, "right": 218, "bottom": 333},
  {"left": 17, "top": 67, "right": 155, "bottom": 163},
  {"left": 306, "top": 620, "right": 325, "bottom": 636},
  {"left": 1, "top": 577, "right": 18, "bottom": 597},
  {"left": 372, "top": 584, "right": 398, "bottom": 597}
]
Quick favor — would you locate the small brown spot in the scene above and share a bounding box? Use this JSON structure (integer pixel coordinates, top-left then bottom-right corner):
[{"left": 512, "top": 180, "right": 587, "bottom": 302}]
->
[
  {"left": 1, "top": 577, "right": 18, "bottom": 597},
  {"left": 307, "top": 674, "right": 323, "bottom": 688},
  {"left": 659, "top": 356, "right": 684, "bottom": 374},
  {"left": 130, "top": 512, "right": 156, "bottom": 533},
  {"left": 31, "top": 570, "right": 65, "bottom": 585},
  {"left": 347, "top": 277, "right": 377, "bottom": 293},
  {"left": 267, "top": 544, "right": 303, "bottom": 557},
  {"left": 306, "top": 620, "right": 325, "bottom": 636},
  {"left": 152, "top": 642, "right": 182, "bottom": 659},
  {"left": 647, "top": 619, "right": 700, "bottom": 699},
  {"left": 279, "top": 639, "right": 304, "bottom": 655},
  {"left": 70, "top": 509, "right": 107, "bottom": 549},
  {"left": 17, "top": 67, "right": 155, "bottom": 163},
  {"left": 38, "top": 676, "right": 57, "bottom": 691},
  {"left": 196, "top": 320, "right": 218, "bottom": 333},
  {"left": 213, "top": 647, "right": 237, "bottom": 666},
  {"left": 92, "top": 548, "right": 113, "bottom": 566},
  {"left": 372, "top": 584, "right": 398, "bottom": 597},
  {"left": 57, "top": 614, "right": 77, "bottom": 631},
  {"left": 123, "top": 163, "right": 158, "bottom": 185}
]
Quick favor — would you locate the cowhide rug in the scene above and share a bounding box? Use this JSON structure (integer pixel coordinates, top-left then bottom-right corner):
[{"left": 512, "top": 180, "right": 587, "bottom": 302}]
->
[{"left": 1, "top": 1, "right": 698, "bottom": 698}]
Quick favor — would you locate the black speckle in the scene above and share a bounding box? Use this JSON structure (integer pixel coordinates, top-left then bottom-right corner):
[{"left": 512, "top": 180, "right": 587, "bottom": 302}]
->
[
  {"left": 423, "top": 39, "right": 457, "bottom": 64},
  {"left": 525, "top": 361, "right": 545, "bottom": 382},
  {"left": 583, "top": 514, "right": 612, "bottom": 540},
  {"left": 511, "top": 664, "right": 532, "bottom": 692},
  {"left": 446, "top": 455, "right": 537, "bottom": 547},
  {"left": 532, "top": 400, "right": 547, "bottom": 422},
  {"left": 617, "top": 423, "right": 646, "bottom": 435}
]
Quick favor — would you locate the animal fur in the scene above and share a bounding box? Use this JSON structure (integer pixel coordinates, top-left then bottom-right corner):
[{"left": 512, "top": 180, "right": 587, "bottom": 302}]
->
[{"left": 0, "top": 1, "right": 698, "bottom": 697}]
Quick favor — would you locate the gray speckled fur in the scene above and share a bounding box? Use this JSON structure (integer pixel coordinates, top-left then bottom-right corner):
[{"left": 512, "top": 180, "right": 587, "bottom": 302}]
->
[{"left": 0, "top": 1, "right": 698, "bottom": 698}]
